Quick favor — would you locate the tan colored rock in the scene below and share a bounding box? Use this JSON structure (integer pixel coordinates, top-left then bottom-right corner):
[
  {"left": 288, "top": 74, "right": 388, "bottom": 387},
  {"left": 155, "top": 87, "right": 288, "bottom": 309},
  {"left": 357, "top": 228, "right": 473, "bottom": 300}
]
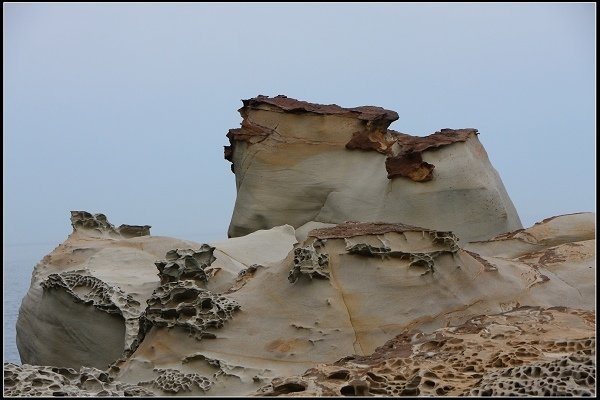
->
[
  {"left": 69, "top": 210, "right": 151, "bottom": 238},
  {"left": 3, "top": 362, "right": 154, "bottom": 397},
  {"left": 466, "top": 212, "right": 595, "bottom": 258},
  {"left": 226, "top": 95, "right": 522, "bottom": 242},
  {"left": 110, "top": 214, "right": 593, "bottom": 396},
  {"left": 15, "top": 211, "right": 594, "bottom": 396},
  {"left": 15, "top": 212, "right": 296, "bottom": 370},
  {"left": 13, "top": 96, "right": 594, "bottom": 397},
  {"left": 257, "top": 307, "right": 595, "bottom": 397}
]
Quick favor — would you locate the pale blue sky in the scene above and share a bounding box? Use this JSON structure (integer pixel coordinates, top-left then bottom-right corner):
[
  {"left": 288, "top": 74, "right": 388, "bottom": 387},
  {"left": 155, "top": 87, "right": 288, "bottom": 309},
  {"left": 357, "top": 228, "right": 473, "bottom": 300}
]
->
[{"left": 4, "top": 3, "right": 596, "bottom": 247}]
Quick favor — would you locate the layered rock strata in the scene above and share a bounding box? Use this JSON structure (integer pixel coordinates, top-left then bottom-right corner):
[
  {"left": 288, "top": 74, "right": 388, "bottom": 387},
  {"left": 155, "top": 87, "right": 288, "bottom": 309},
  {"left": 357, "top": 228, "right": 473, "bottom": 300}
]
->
[{"left": 225, "top": 95, "right": 522, "bottom": 241}]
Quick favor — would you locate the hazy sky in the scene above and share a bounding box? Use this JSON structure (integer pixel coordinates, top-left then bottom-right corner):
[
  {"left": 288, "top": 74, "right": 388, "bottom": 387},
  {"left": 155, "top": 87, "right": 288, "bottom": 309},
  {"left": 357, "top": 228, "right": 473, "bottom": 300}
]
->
[{"left": 4, "top": 3, "right": 596, "bottom": 250}]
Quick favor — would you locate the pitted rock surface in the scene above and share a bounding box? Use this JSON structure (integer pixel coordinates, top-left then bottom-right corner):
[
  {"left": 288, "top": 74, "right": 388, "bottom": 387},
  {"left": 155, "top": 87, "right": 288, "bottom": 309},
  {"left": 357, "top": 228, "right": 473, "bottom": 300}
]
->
[
  {"left": 142, "top": 368, "right": 212, "bottom": 394},
  {"left": 142, "top": 280, "right": 240, "bottom": 340},
  {"left": 155, "top": 245, "right": 217, "bottom": 284},
  {"left": 70, "top": 210, "right": 150, "bottom": 238},
  {"left": 289, "top": 241, "right": 330, "bottom": 283},
  {"left": 257, "top": 307, "right": 596, "bottom": 397},
  {"left": 466, "top": 351, "right": 595, "bottom": 396},
  {"left": 3, "top": 363, "right": 154, "bottom": 397}
]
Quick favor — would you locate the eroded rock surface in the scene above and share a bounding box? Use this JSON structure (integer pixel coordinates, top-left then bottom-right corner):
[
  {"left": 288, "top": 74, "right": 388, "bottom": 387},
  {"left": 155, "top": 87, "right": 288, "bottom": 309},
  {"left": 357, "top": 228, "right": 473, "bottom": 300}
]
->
[
  {"left": 16, "top": 212, "right": 296, "bottom": 370},
  {"left": 12, "top": 95, "right": 594, "bottom": 397},
  {"left": 467, "top": 212, "right": 595, "bottom": 258},
  {"left": 155, "top": 245, "right": 217, "bottom": 284},
  {"left": 14, "top": 205, "right": 594, "bottom": 397},
  {"left": 140, "top": 281, "right": 240, "bottom": 341},
  {"left": 288, "top": 241, "right": 329, "bottom": 283},
  {"left": 12, "top": 209, "right": 595, "bottom": 396},
  {"left": 140, "top": 368, "right": 212, "bottom": 394},
  {"left": 3, "top": 363, "right": 154, "bottom": 397},
  {"left": 109, "top": 213, "right": 593, "bottom": 396},
  {"left": 225, "top": 95, "right": 522, "bottom": 241},
  {"left": 40, "top": 272, "right": 141, "bottom": 353},
  {"left": 70, "top": 210, "right": 151, "bottom": 238},
  {"left": 257, "top": 307, "right": 596, "bottom": 397},
  {"left": 16, "top": 212, "right": 163, "bottom": 369}
]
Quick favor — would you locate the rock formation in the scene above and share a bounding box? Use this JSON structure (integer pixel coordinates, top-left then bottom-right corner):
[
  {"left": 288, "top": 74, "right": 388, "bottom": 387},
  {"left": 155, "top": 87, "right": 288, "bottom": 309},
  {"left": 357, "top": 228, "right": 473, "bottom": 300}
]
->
[
  {"left": 3, "top": 363, "right": 154, "bottom": 397},
  {"left": 70, "top": 210, "right": 151, "bottom": 238},
  {"left": 9, "top": 96, "right": 594, "bottom": 397},
  {"left": 13, "top": 210, "right": 595, "bottom": 396},
  {"left": 258, "top": 307, "right": 596, "bottom": 396},
  {"left": 225, "top": 95, "right": 522, "bottom": 241},
  {"left": 16, "top": 210, "right": 296, "bottom": 369}
]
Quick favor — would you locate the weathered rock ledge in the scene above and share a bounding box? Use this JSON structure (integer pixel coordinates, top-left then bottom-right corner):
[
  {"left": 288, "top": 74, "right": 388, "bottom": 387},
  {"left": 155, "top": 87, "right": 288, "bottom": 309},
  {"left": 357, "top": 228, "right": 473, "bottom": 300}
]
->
[{"left": 225, "top": 95, "right": 521, "bottom": 241}]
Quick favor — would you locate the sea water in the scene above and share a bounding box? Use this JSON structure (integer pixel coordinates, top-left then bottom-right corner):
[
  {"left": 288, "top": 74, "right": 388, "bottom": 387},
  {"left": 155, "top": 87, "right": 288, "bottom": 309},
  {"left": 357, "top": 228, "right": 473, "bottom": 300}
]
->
[{"left": 3, "top": 242, "right": 57, "bottom": 364}]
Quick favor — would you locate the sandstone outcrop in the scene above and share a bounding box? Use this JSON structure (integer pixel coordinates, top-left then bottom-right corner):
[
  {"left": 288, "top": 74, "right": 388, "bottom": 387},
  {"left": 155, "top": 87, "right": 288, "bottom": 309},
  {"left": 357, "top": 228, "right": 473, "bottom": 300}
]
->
[
  {"left": 225, "top": 95, "right": 522, "bottom": 241},
  {"left": 16, "top": 212, "right": 296, "bottom": 370},
  {"left": 70, "top": 210, "right": 151, "bottom": 238},
  {"left": 14, "top": 209, "right": 592, "bottom": 396},
  {"left": 257, "top": 307, "right": 596, "bottom": 396},
  {"left": 10, "top": 96, "right": 594, "bottom": 397},
  {"left": 3, "top": 363, "right": 154, "bottom": 397}
]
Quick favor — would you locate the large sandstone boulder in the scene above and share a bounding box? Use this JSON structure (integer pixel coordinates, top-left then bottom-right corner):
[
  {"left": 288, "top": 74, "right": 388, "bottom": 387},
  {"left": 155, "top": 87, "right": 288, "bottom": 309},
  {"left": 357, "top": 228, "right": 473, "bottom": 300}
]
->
[
  {"left": 225, "top": 95, "right": 522, "bottom": 241},
  {"left": 16, "top": 211, "right": 297, "bottom": 370},
  {"left": 15, "top": 211, "right": 593, "bottom": 396}
]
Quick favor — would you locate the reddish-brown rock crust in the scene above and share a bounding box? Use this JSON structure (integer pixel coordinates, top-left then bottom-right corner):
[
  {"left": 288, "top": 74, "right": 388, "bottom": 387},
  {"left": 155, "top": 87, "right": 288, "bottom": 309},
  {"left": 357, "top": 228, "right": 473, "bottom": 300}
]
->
[
  {"left": 384, "top": 129, "right": 476, "bottom": 181},
  {"left": 225, "top": 95, "right": 478, "bottom": 182},
  {"left": 224, "top": 95, "right": 398, "bottom": 167},
  {"left": 345, "top": 130, "right": 394, "bottom": 154},
  {"left": 391, "top": 128, "right": 476, "bottom": 154},
  {"left": 385, "top": 153, "right": 436, "bottom": 181},
  {"left": 308, "top": 221, "right": 438, "bottom": 239},
  {"left": 242, "top": 95, "right": 400, "bottom": 122},
  {"left": 464, "top": 250, "right": 498, "bottom": 271}
]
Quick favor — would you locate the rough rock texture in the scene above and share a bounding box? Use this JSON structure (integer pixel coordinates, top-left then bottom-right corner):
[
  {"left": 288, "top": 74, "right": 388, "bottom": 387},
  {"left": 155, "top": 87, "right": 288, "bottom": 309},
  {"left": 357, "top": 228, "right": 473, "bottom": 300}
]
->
[
  {"left": 70, "top": 210, "right": 151, "bottom": 238},
  {"left": 14, "top": 211, "right": 594, "bottom": 396},
  {"left": 105, "top": 213, "right": 593, "bottom": 396},
  {"left": 3, "top": 363, "right": 154, "bottom": 397},
  {"left": 140, "top": 281, "right": 240, "bottom": 341},
  {"left": 225, "top": 95, "right": 522, "bottom": 241},
  {"left": 16, "top": 212, "right": 159, "bottom": 369},
  {"left": 257, "top": 307, "right": 595, "bottom": 396},
  {"left": 11, "top": 97, "right": 594, "bottom": 397},
  {"left": 40, "top": 272, "right": 141, "bottom": 353},
  {"left": 288, "top": 241, "right": 329, "bottom": 283},
  {"left": 140, "top": 368, "right": 212, "bottom": 394},
  {"left": 154, "top": 245, "right": 216, "bottom": 284},
  {"left": 16, "top": 212, "right": 297, "bottom": 370},
  {"left": 383, "top": 129, "right": 475, "bottom": 181}
]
